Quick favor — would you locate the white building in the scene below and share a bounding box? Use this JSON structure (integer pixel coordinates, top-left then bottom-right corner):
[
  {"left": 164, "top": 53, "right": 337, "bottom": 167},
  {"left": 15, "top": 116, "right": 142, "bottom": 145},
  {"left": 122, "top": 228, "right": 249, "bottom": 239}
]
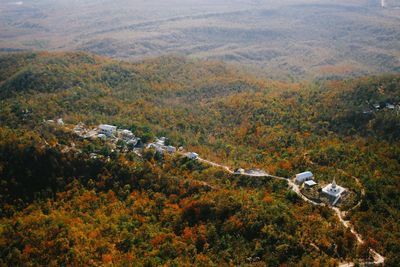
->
[
  {"left": 295, "top": 171, "right": 314, "bottom": 184},
  {"left": 187, "top": 152, "right": 199, "bottom": 160},
  {"left": 120, "top": 129, "right": 134, "bottom": 140},
  {"left": 234, "top": 168, "right": 245, "bottom": 175},
  {"left": 156, "top": 137, "right": 166, "bottom": 146},
  {"left": 166, "top": 146, "right": 176, "bottom": 154},
  {"left": 386, "top": 103, "right": 395, "bottom": 109},
  {"left": 304, "top": 180, "right": 317, "bottom": 188},
  {"left": 322, "top": 179, "right": 346, "bottom": 199},
  {"left": 97, "top": 134, "right": 107, "bottom": 140},
  {"left": 99, "top": 124, "right": 117, "bottom": 137}
]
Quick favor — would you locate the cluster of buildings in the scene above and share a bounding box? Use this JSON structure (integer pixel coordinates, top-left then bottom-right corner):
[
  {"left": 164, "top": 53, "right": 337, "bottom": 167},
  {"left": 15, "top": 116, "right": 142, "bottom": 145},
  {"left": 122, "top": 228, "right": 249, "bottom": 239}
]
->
[
  {"left": 295, "top": 171, "right": 346, "bottom": 205},
  {"left": 74, "top": 123, "right": 140, "bottom": 148},
  {"left": 146, "top": 137, "right": 178, "bottom": 154},
  {"left": 146, "top": 137, "right": 202, "bottom": 160},
  {"left": 72, "top": 123, "right": 199, "bottom": 159},
  {"left": 363, "top": 101, "right": 399, "bottom": 114}
]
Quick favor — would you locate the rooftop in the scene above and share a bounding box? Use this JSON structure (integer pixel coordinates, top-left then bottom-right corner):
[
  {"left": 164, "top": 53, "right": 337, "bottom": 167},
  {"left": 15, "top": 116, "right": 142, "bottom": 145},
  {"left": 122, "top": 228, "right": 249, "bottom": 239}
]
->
[
  {"left": 304, "top": 180, "right": 317, "bottom": 187},
  {"left": 322, "top": 179, "right": 345, "bottom": 198},
  {"left": 99, "top": 124, "right": 117, "bottom": 131}
]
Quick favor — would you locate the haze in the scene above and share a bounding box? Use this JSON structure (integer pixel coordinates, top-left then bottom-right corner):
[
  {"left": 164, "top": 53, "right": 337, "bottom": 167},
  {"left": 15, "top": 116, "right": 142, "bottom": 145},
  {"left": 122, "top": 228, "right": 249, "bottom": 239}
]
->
[{"left": 0, "top": 0, "right": 399, "bottom": 79}]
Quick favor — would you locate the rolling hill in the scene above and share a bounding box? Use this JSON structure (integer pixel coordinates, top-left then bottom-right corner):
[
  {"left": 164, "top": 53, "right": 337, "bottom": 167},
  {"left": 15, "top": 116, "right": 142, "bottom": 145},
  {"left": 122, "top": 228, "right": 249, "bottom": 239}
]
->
[
  {"left": 1, "top": 0, "right": 399, "bottom": 80},
  {"left": 0, "top": 52, "right": 399, "bottom": 265}
]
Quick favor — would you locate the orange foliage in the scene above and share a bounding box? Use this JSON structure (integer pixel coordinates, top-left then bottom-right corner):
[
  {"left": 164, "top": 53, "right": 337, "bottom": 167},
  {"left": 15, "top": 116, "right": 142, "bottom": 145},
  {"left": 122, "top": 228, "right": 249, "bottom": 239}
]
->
[
  {"left": 279, "top": 160, "right": 292, "bottom": 171},
  {"left": 151, "top": 234, "right": 167, "bottom": 247},
  {"left": 23, "top": 245, "right": 33, "bottom": 255},
  {"left": 183, "top": 227, "right": 195, "bottom": 241},
  {"left": 102, "top": 254, "right": 113, "bottom": 263},
  {"left": 263, "top": 193, "right": 273, "bottom": 203}
]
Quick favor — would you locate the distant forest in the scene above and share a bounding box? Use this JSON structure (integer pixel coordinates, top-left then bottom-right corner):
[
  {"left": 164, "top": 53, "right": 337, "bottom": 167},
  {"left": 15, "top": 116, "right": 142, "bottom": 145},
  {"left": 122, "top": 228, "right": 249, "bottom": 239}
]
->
[{"left": 0, "top": 0, "right": 399, "bottom": 80}]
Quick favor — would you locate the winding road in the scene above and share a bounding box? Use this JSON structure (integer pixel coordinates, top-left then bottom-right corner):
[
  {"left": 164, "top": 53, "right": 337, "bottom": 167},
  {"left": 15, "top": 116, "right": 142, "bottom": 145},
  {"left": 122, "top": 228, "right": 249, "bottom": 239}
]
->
[{"left": 190, "top": 154, "right": 385, "bottom": 266}]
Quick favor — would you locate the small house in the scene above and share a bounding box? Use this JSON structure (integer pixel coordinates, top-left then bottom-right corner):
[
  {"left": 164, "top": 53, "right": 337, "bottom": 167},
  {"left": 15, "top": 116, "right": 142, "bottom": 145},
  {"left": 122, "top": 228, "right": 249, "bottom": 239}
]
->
[
  {"left": 187, "top": 152, "right": 199, "bottom": 160},
  {"left": 304, "top": 180, "right": 317, "bottom": 188},
  {"left": 386, "top": 103, "right": 395, "bottom": 109},
  {"left": 234, "top": 168, "right": 245, "bottom": 174},
  {"left": 156, "top": 137, "right": 166, "bottom": 146},
  {"left": 295, "top": 171, "right": 314, "bottom": 184},
  {"left": 120, "top": 129, "right": 134, "bottom": 140},
  {"left": 166, "top": 146, "right": 176, "bottom": 154},
  {"left": 57, "top": 118, "right": 64, "bottom": 125},
  {"left": 99, "top": 124, "right": 117, "bottom": 137}
]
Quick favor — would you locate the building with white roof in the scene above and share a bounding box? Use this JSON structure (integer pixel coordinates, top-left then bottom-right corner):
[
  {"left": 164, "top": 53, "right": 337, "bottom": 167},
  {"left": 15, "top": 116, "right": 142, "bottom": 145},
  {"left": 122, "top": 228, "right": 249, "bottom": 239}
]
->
[
  {"left": 322, "top": 179, "right": 346, "bottom": 203},
  {"left": 155, "top": 137, "right": 166, "bottom": 146},
  {"left": 166, "top": 146, "right": 176, "bottom": 154},
  {"left": 295, "top": 171, "right": 314, "bottom": 184},
  {"left": 187, "top": 152, "right": 199, "bottom": 160},
  {"left": 99, "top": 124, "right": 117, "bottom": 137},
  {"left": 386, "top": 103, "right": 395, "bottom": 109},
  {"left": 57, "top": 118, "right": 64, "bottom": 125},
  {"left": 304, "top": 180, "right": 317, "bottom": 188},
  {"left": 234, "top": 168, "right": 245, "bottom": 175}
]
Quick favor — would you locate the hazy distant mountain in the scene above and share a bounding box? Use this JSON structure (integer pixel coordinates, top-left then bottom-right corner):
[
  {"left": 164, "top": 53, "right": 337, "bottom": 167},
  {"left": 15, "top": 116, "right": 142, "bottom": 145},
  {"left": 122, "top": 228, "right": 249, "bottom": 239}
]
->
[{"left": 0, "top": 0, "right": 399, "bottom": 79}]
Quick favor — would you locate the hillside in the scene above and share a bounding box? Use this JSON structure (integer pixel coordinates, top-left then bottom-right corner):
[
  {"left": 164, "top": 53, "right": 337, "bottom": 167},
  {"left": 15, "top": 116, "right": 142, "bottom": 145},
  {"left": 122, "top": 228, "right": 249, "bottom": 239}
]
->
[{"left": 0, "top": 52, "right": 400, "bottom": 266}]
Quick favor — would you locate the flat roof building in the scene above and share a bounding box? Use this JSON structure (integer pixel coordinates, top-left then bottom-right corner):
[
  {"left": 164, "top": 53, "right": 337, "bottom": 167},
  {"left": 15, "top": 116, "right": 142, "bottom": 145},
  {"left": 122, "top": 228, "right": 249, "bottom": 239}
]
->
[
  {"left": 304, "top": 180, "right": 317, "bottom": 188},
  {"left": 99, "top": 124, "right": 117, "bottom": 137}
]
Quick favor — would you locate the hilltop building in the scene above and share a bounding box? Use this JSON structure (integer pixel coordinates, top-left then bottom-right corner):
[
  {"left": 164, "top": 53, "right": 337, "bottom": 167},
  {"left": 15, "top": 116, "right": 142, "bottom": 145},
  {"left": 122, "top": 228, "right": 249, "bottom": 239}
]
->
[
  {"left": 386, "top": 103, "right": 395, "bottom": 109},
  {"left": 99, "top": 124, "right": 117, "bottom": 137},
  {"left": 295, "top": 171, "right": 314, "bottom": 184},
  {"left": 156, "top": 137, "right": 166, "bottom": 146},
  {"left": 187, "top": 152, "right": 199, "bottom": 160},
  {"left": 120, "top": 129, "right": 134, "bottom": 140},
  {"left": 234, "top": 168, "right": 245, "bottom": 175},
  {"left": 304, "top": 180, "right": 317, "bottom": 188},
  {"left": 166, "top": 146, "right": 176, "bottom": 154},
  {"left": 322, "top": 179, "right": 346, "bottom": 205}
]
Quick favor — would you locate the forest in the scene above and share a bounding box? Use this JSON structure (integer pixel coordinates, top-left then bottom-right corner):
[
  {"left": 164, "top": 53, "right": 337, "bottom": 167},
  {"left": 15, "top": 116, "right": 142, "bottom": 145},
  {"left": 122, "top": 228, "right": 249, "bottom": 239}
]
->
[{"left": 0, "top": 52, "right": 399, "bottom": 266}]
